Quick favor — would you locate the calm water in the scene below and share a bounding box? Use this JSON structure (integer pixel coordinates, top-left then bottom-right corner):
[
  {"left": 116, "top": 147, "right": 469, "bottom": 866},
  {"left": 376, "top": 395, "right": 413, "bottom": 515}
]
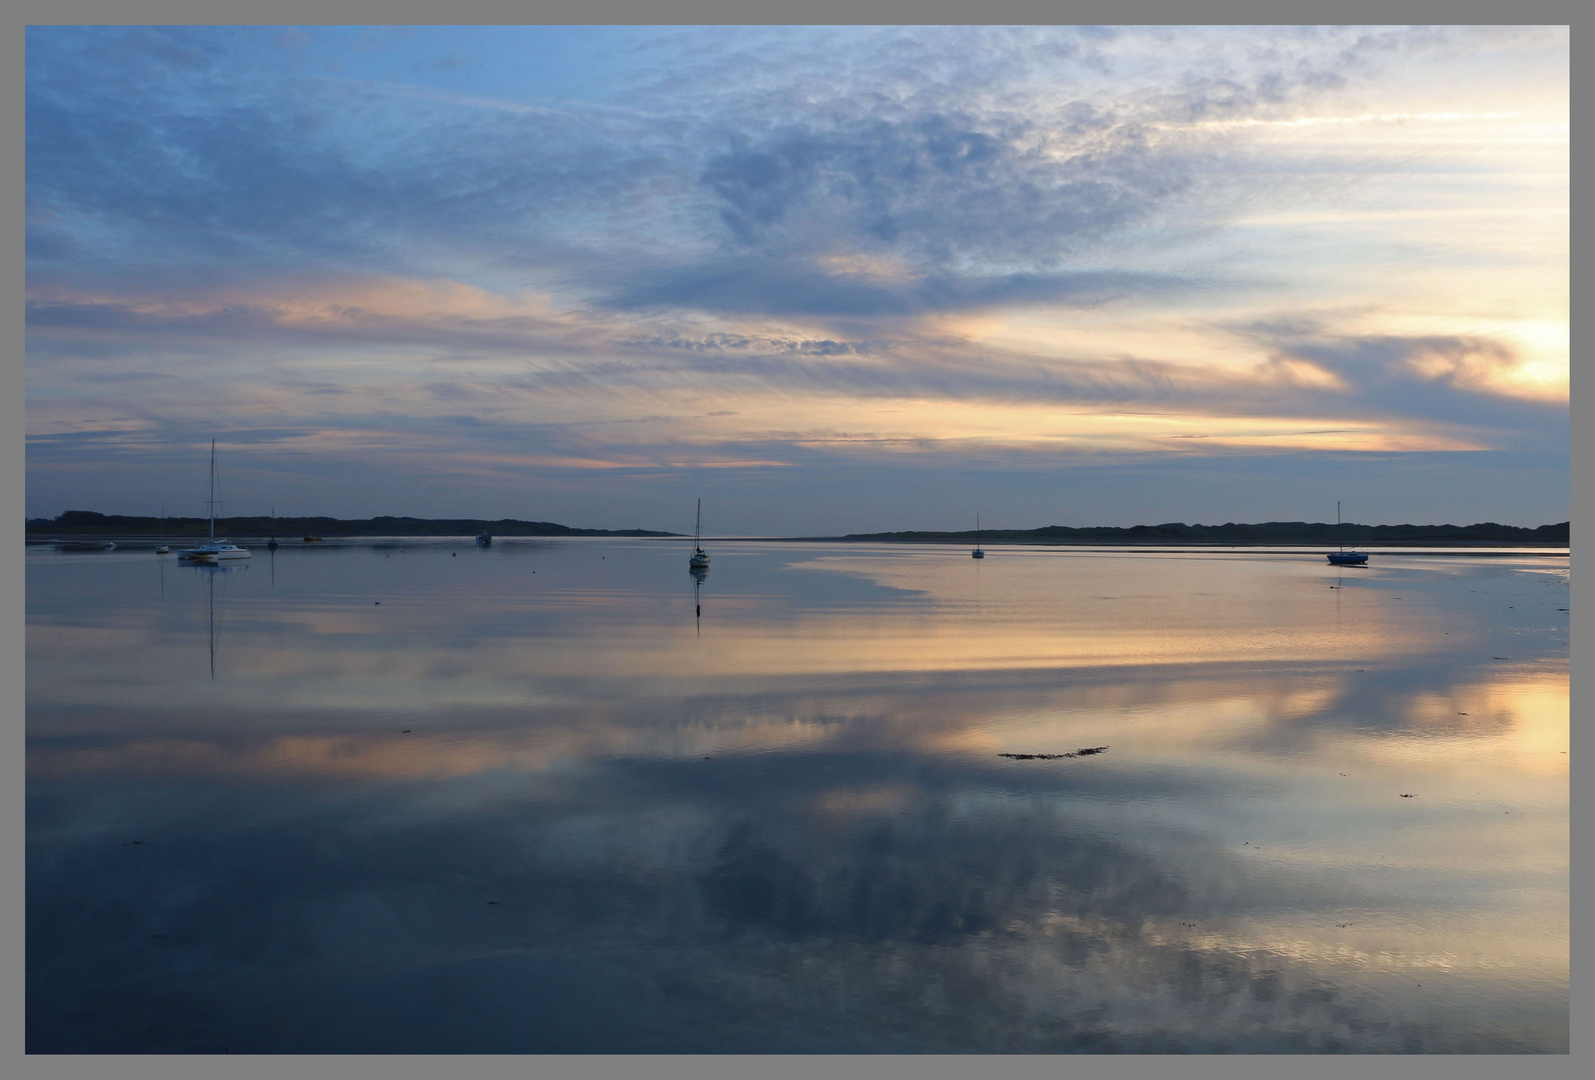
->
[{"left": 26, "top": 539, "right": 1569, "bottom": 1053}]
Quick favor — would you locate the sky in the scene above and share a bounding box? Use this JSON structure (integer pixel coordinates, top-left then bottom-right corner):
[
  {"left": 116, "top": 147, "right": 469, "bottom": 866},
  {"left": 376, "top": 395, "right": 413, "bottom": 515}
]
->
[{"left": 25, "top": 25, "right": 1569, "bottom": 534}]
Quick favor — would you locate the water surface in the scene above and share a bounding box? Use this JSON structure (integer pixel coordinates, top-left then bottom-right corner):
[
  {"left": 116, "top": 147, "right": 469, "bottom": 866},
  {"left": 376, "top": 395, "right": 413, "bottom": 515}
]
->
[{"left": 27, "top": 539, "right": 1569, "bottom": 1052}]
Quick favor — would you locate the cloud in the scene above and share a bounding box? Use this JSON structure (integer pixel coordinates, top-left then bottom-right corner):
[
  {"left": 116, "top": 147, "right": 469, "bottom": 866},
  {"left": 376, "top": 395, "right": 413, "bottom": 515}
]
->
[
  {"left": 26, "top": 26, "right": 1424, "bottom": 311},
  {"left": 23, "top": 26, "right": 1569, "bottom": 526},
  {"left": 607, "top": 258, "right": 1192, "bottom": 317},
  {"left": 697, "top": 111, "right": 1190, "bottom": 260},
  {"left": 26, "top": 274, "right": 1566, "bottom": 466},
  {"left": 1233, "top": 322, "right": 1570, "bottom": 439},
  {"left": 26, "top": 30, "right": 676, "bottom": 286}
]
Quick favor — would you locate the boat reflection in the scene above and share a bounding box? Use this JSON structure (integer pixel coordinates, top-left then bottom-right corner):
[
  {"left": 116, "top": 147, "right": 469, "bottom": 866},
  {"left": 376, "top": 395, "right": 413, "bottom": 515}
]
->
[
  {"left": 690, "top": 561, "right": 708, "bottom": 628},
  {"left": 185, "top": 560, "right": 245, "bottom": 679}
]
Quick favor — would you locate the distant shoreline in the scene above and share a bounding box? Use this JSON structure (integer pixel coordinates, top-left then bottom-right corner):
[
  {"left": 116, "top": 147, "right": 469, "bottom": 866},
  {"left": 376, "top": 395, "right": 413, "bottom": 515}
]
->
[
  {"left": 24, "top": 511, "right": 680, "bottom": 539},
  {"left": 820, "top": 523, "right": 1569, "bottom": 546},
  {"left": 743, "top": 536, "right": 1571, "bottom": 550},
  {"left": 25, "top": 511, "right": 1569, "bottom": 548}
]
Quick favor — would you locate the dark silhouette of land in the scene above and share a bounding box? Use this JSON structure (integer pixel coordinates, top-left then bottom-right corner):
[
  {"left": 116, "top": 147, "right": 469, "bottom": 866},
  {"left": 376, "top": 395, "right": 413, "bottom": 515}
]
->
[
  {"left": 832, "top": 521, "right": 1568, "bottom": 546},
  {"left": 24, "top": 511, "right": 679, "bottom": 539},
  {"left": 24, "top": 511, "right": 1567, "bottom": 546}
]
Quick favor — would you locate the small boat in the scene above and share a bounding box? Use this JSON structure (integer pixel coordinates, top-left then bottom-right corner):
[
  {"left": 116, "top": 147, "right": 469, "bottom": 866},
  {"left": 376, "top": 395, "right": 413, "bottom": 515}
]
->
[
  {"left": 689, "top": 499, "right": 710, "bottom": 569},
  {"left": 178, "top": 439, "right": 251, "bottom": 562},
  {"left": 303, "top": 536, "right": 323, "bottom": 543},
  {"left": 476, "top": 532, "right": 492, "bottom": 546},
  {"left": 972, "top": 513, "right": 985, "bottom": 559},
  {"left": 155, "top": 545, "right": 170, "bottom": 554},
  {"left": 1326, "top": 501, "right": 1367, "bottom": 565}
]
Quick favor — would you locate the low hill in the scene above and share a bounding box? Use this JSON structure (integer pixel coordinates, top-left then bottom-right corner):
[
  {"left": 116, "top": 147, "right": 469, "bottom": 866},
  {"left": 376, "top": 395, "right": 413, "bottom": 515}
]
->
[
  {"left": 25, "top": 511, "right": 679, "bottom": 538},
  {"left": 839, "top": 521, "right": 1569, "bottom": 545}
]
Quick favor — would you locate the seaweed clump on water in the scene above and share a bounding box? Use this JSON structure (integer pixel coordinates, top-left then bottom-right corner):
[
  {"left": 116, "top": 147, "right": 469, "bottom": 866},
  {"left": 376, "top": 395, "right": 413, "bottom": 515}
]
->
[{"left": 999, "top": 747, "right": 1108, "bottom": 760}]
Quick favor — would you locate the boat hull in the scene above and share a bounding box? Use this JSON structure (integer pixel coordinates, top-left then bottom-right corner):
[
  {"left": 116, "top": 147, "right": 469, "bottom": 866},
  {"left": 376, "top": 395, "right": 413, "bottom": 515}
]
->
[
  {"left": 179, "top": 545, "right": 251, "bottom": 561},
  {"left": 1326, "top": 552, "right": 1368, "bottom": 565}
]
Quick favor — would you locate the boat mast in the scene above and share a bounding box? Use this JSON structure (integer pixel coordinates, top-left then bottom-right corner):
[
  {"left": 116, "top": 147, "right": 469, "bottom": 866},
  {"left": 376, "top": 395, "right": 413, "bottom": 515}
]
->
[
  {"left": 208, "top": 438, "right": 217, "bottom": 542},
  {"left": 696, "top": 498, "right": 702, "bottom": 550}
]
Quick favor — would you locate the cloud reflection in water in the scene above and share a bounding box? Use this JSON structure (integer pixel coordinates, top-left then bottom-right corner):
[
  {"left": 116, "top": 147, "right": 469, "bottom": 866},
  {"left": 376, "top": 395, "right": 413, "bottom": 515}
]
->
[{"left": 26, "top": 541, "right": 1567, "bottom": 1052}]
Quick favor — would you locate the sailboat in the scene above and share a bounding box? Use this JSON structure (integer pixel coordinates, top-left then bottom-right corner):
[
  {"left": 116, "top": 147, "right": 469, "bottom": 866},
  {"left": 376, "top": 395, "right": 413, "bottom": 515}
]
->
[
  {"left": 155, "top": 505, "right": 169, "bottom": 553},
  {"left": 689, "top": 499, "right": 710, "bottom": 569},
  {"left": 1325, "top": 501, "right": 1368, "bottom": 565},
  {"left": 178, "top": 440, "right": 251, "bottom": 562},
  {"left": 971, "top": 514, "right": 985, "bottom": 559}
]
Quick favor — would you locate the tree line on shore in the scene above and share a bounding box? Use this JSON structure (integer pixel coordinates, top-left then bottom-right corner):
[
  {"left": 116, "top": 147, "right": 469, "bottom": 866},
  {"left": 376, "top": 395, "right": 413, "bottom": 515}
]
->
[
  {"left": 24, "top": 511, "right": 678, "bottom": 538},
  {"left": 840, "top": 521, "right": 1569, "bottom": 544},
  {"left": 26, "top": 510, "right": 1568, "bottom": 544}
]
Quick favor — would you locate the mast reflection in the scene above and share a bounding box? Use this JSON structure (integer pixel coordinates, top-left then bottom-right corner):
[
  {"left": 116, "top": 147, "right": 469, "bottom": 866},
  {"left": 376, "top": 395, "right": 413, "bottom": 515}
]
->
[
  {"left": 690, "top": 563, "right": 708, "bottom": 634},
  {"left": 186, "top": 561, "right": 246, "bottom": 678}
]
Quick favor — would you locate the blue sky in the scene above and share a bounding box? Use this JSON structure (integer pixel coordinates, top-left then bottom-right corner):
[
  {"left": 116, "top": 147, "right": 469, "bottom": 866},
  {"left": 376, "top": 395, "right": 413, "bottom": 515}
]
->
[{"left": 26, "top": 26, "right": 1568, "bottom": 533}]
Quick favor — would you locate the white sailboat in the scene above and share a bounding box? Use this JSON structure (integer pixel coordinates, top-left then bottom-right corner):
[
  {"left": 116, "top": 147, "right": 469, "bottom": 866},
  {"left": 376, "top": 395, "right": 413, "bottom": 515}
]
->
[
  {"left": 178, "top": 440, "right": 251, "bottom": 562},
  {"left": 971, "top": 513, "right": 985, "bottom": 559},
  {"left": 689, "top": 498, "right": 710, "bottom": 569}
]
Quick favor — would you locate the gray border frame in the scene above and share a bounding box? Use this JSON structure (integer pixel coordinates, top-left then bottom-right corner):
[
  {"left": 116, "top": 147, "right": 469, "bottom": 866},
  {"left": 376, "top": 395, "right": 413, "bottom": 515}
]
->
[{"left": 10, "top": 3, "right": 1579, "bottom": 1079}]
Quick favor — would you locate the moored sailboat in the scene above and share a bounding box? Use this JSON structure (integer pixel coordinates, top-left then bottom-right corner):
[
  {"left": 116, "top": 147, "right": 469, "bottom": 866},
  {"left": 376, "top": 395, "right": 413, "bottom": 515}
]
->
[
  {"left": 178, "top": 440, "right": 251, "bottom": 562},
  {"left": 689, "top": 499, "right": 710, "bottom": 569},
  {"left": 1325, "top": 501, "right": 1368, "bottom": 566}
]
